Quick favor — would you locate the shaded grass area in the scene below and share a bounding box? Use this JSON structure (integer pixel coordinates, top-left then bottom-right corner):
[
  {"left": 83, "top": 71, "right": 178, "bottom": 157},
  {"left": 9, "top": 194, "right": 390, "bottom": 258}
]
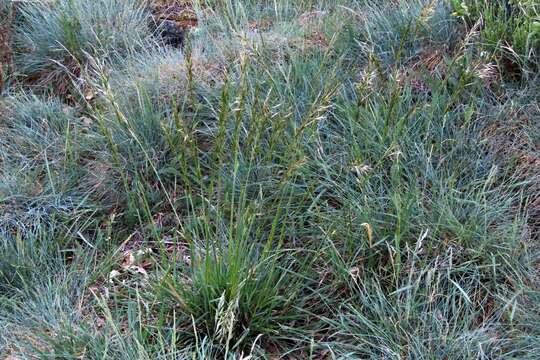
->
[{"left": 0, "top": 0, "right": 539, "bottom": 358}]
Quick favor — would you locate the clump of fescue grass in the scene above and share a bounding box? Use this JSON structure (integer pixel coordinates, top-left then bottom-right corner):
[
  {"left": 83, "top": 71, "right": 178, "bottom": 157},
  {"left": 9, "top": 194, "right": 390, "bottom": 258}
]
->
[
  {"left": 157, "top": 198, "right": 313, "bottom": 354},
  {"left": 75, "top": 34, "right": 340, "bottom": 355},
  {"left": 0, "top": 93, "right": 107, "bottom": 235},
  {"left": 351, "top": 0, "right": 461, "bottom": 66},
  {"left": 13, "top": 0, "right": 152, "bottom": 93}
]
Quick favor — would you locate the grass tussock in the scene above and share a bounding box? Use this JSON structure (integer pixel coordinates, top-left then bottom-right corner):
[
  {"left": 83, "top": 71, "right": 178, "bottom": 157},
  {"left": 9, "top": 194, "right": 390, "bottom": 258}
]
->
[
  {"left": 0, "top": 0, "right": 539, "bottom": 358},
  {"left": 13, "top": 0, "right": 151, "bottom": 94}
]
